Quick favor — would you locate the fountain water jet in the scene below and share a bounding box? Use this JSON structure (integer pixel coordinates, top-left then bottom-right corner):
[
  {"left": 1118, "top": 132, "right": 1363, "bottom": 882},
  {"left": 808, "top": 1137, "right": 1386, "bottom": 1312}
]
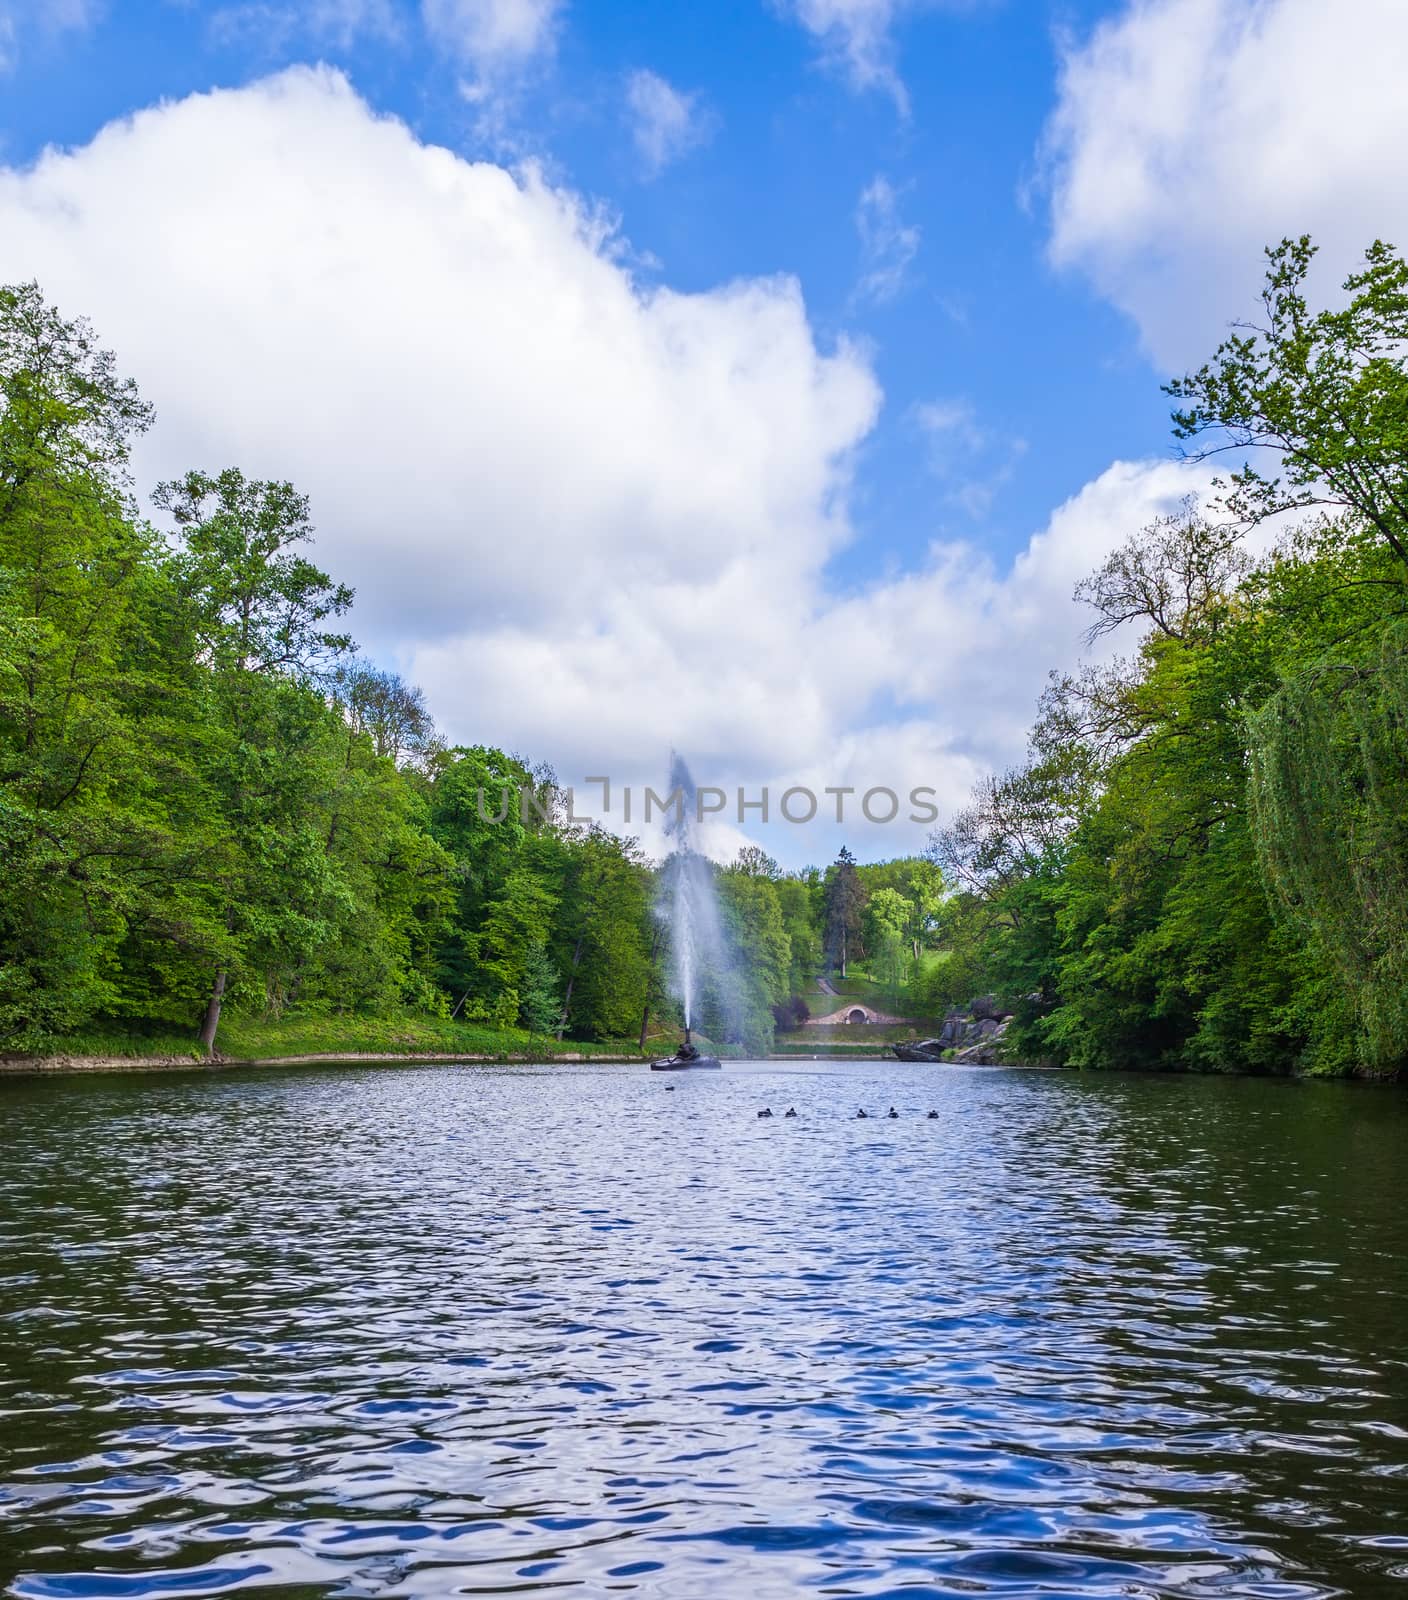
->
[{"left": 650, "top": 754, "right": 725, "bottom": 1071}]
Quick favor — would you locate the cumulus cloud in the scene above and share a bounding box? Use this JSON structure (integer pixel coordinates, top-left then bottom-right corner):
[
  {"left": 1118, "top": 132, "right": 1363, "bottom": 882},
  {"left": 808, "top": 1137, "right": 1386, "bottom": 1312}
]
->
[
  {"left": 405, "top": 455, "right": 1211, "bottom": 862},
  {"left": 0, "top": 68, "right": 1207, "bottom": 863},
  {"left": 625, "top": 69, "right": 709, "bottom": 178},
  {"left": 1041, "top": 0, "right": 1408, "bottom": 368},
  {"left": 854, "top": 175, "right": 920, "bottom": 304}
]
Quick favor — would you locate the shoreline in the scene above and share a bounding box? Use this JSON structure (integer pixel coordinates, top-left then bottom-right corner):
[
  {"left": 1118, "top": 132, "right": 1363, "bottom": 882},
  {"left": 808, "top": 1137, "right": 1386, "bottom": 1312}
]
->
[
  {"left": 0, "top": 1049, "right": 652, "bottom": 1076},
  {"left": 1, "top": 1048, "right": 1050, "bottom": 1076}
]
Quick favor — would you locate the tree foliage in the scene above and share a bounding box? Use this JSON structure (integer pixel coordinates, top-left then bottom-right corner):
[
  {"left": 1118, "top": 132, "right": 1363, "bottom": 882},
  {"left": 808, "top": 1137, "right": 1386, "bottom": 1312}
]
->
[{"left": 931, "top": 237, "right": 1408, "bottom": 1078}]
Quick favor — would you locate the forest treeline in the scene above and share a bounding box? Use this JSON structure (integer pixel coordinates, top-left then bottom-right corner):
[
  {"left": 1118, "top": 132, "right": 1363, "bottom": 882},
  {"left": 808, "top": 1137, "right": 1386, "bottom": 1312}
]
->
[
  {"left": 931, "top": 238, "right": 1408, "bottom": 1078},
  {"left": 0, "top": 279, "right": 938, "bottom": 1057},
  {"left": 4, "top": 237, "right": 1407, "bottom": 1074}
]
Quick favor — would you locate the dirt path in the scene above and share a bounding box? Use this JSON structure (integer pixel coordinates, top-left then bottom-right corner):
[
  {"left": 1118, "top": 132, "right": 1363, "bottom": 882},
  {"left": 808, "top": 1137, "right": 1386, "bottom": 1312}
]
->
[{"left": 816, "top": 976, "right": 840, "bottom": 996}]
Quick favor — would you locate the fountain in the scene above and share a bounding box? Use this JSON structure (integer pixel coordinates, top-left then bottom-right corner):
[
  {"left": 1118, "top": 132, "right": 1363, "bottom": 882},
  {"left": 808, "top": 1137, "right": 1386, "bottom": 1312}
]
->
[{"left": 650, "top": 754, "right": 724, "bottom": 1071}]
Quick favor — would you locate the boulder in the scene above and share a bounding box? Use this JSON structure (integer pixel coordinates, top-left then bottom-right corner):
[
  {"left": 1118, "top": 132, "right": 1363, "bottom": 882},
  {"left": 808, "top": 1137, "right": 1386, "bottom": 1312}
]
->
[{"left": 953, "top": 1016, "right": 1011, "bottom": 1065}]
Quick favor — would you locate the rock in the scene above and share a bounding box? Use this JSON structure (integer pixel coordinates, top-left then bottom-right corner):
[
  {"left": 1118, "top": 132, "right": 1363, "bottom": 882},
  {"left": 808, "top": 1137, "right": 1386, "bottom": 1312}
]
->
[
  {"left": 953, "top": 1016, "right": 1012, "bottom": 1065},
  {"left": 892, "top": 1004, "right": 1016, "bottom": 1065},
  {"left": 892, "top": 1039, "right": 946, "bottom": 1062}
]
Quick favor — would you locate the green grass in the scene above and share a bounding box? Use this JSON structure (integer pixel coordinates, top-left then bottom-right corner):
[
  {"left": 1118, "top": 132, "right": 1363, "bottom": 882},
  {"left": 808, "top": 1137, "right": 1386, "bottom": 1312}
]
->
[
  {"left": 807, "top": 971, "right": 883, "bottom": 1003},
  {"left": 7, "top": 1011, "right": 653, "bottom": 1065},
  {"left": 820, "top": 973, "right": 873, "bottom": 997},
  {"left": 779, "top": 1022, "right": 929, "bottom": 1045},
  {"left": 796, "top": 970, "right": 915, "bottom": 1020},
  {"left": 771, "top": 1038, "right": 901, "bottom": 1056},
  {"left": 1, "top": 1027, "right": 214, "bottom": 1062},
  {"left": 914, "top": 949, "right": 951, "bottom": 977}
]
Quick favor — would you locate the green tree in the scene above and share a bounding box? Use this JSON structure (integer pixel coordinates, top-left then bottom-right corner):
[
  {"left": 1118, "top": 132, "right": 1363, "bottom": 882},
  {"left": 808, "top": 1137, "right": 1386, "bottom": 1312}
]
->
[
  {"left": 156, "top": 469, "right": 353, "bottom": 676},
  {"left": 548, "top": 827, "right": 652, "bottom": 1041},
  {"left": 428, "top": 745, "right": 535, "bottom": 1005},
  {"left": 715, "top": 865, "right": 789, "bottom": 1052},
  {"left": 518, "top": 938, "right": 563, "bottom": 1035},
  {"left": 154, "top": 468, "right": 356, "bottom": 1050},
  {"left": 822, "top": 846, "right": 865, "bottom": 977},
  {"left": 775, "top": 871, "right": 822, "bottom": 993},
  {"left": 331, "top": 661, "right": 442, "bottom": 770},
  {"left": 0, "top": 282, "right": 208, "bottom": 1046},
  {"left": 864, "top": 886, "right": 911, "bottom": 1009},
  {"left": 473, "top": 850, "right": 561, "bottom": 1027},
  {"left": 1168, "top": 236, "right": 1408, "bottom": 568}
]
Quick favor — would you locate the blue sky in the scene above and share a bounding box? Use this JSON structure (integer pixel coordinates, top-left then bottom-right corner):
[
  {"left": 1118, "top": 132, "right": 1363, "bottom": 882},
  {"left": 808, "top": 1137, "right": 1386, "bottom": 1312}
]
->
[
  {"left": 1, "top": 0, "right": 1168, "bottom": 580},
  {"left": 1, "top": 0, "right": 1404, "bottom": 863}
]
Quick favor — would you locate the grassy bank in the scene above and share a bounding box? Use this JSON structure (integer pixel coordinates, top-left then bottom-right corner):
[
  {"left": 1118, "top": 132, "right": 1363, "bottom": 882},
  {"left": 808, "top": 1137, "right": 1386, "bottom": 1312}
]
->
[
  {"left": 0, "top": 1012, "right": 657, "bottom": 1072},
  {"left": 778, "top": 1018, "right": 937, "bottom": 1047},
  {"left": 773, "top": 1032, "right": 922, "bottom": 1058}
]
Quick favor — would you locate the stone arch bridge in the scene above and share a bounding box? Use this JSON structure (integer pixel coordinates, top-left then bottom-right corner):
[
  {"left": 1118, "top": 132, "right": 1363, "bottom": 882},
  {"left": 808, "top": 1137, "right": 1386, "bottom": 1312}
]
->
[{"left": 808, "top": 1003, "right": 910, "bottom": 1026}]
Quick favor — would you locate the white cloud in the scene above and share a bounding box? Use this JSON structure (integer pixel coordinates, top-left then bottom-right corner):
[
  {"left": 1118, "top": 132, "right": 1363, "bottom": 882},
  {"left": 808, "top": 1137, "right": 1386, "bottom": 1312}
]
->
[
  {"left": 422, "top": 0, "right": 559, "bottom": 77},
  {"left": 625, "top": 69, "right": 709, "bottom": 179},
  {"left": 0, "top": 68, "right": 1211, "bottom": 864},
  {"left": 407, "top": 455, "right": 1213, "bottom": 863},
  {"left": 1041, "top": 0, "right": 1408, "bottom": 368},
  {"left": 782, "top": 0, "right": 912, "bottom": 111},
  {"left": 854, "top": 175, "right": 919, "bottom": 304},
  {"left": 779, "top": 0, "right": 975, "bottom": 112}
]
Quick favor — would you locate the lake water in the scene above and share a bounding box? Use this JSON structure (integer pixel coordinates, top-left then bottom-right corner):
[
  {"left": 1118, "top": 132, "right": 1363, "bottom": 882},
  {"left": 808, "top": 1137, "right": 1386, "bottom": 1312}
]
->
[{"left": 3, "top": 1060, "right": 1408, "bottom": 1598}]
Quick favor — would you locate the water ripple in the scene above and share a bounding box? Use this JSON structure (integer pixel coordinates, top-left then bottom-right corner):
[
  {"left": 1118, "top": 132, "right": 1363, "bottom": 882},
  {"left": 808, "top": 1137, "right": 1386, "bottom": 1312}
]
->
[{"left": 2, "top": 1061, "right": 1407, "bottom": 1597}]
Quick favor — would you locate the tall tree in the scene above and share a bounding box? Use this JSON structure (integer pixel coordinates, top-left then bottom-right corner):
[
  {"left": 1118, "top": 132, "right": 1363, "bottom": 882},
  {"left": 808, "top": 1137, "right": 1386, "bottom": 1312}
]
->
[
  {"left": 155, "top": 468, "right": 356, "bottom": 1051},
  {"left": 548, "top": 827, "right": 652, "bottom": 1041},
  {"left": 822, "top": 846, "right": 865, "bottom": 978},
  {"left": 0, "top": 282, "right": 198, "bottom": 1046}
]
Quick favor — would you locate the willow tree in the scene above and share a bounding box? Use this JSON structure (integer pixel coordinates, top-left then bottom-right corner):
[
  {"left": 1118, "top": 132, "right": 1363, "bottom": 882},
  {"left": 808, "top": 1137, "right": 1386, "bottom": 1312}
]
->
[{"left": 1248, "top": 622, "right": 1408, "bottom": 1074}]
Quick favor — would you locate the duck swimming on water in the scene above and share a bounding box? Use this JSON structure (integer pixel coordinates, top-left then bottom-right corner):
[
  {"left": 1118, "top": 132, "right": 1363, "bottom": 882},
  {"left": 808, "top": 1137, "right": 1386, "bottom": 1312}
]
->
[
  {"left": 758, "top": 1107, "right": 773, "bottom": 1118},
  {"left": 855, "top": 1109, "right": 868, "bottom": 1119},
  {"left": 784, "top": 1107, "right": 797, "bottom": 1118},
  {"left": 887, "top": 1106, "right": 899, "bottom": 1118},
  {"left": 927, "top": 1109, "right": 939, "bottom": 1118}
]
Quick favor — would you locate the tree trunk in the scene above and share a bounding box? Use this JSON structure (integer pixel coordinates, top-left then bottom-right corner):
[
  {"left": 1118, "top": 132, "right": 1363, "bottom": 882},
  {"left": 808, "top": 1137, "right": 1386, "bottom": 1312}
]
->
[
  {"left": 198, "top": 969, "right": 227, "bottom": 1054},
  {"left": 638, "top": 924, "right": 663, "bottom": 1051},
  {"left": 556, "top": 936, "right": 585, "bottom": 1040}
]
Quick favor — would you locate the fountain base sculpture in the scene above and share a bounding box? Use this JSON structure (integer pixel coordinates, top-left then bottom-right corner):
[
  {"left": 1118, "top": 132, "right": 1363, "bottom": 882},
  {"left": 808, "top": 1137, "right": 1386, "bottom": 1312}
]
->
[{"left": 650, "top": 1029, "right": 722, "bottom": 1071}]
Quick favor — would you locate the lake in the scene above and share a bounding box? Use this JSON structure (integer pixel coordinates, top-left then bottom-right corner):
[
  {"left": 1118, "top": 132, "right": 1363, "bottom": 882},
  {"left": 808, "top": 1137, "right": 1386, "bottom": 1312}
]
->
[{"left": 2, "top": 1060, "right": 1407, "bottom": 1598}]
